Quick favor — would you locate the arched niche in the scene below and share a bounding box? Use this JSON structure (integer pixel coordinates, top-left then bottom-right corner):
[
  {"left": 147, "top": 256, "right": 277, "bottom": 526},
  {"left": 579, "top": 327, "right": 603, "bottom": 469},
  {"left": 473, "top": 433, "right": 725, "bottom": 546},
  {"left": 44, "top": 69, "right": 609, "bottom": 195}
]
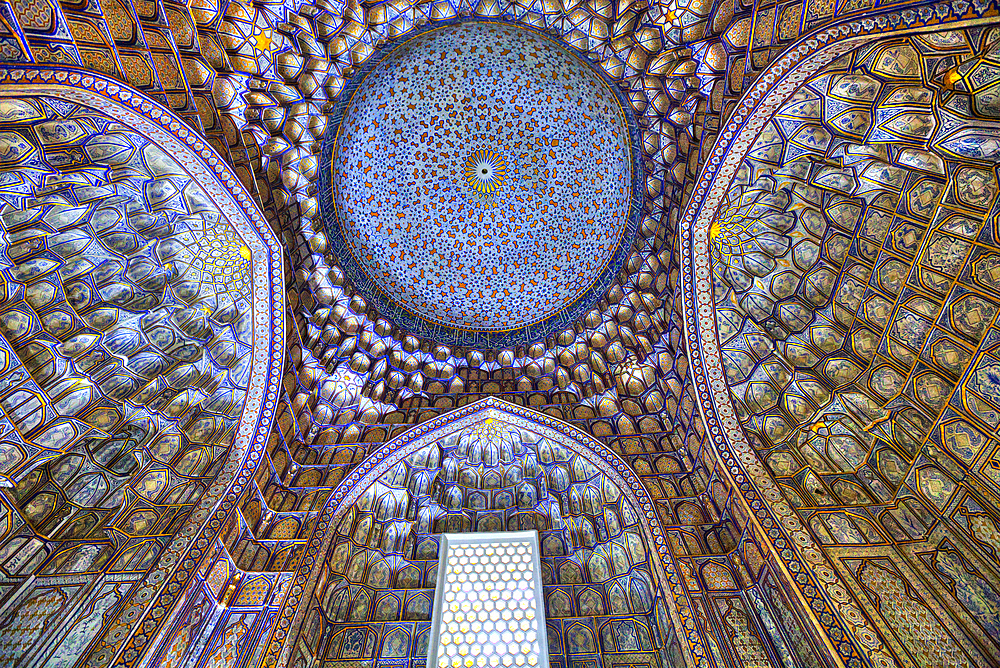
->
[
  {"left": 280, "top": 397, "right": 685, "bottom": 668},
  {"left": 680, "top": 9, "right": 1000, "bottom": 668},
  {"left": 0, "top": 66, "right": 283, "bottom": 668}
]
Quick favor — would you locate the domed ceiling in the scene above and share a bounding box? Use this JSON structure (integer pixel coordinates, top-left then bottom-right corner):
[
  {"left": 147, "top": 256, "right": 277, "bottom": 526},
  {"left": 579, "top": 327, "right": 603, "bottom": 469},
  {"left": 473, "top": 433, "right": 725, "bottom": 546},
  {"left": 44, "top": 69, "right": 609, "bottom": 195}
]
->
[
  {"left": 320, "top": 21, "right": 641, "bottom": 347},
  {"left": 8, "top": 0, "right": 1000, "bottom": 666}
]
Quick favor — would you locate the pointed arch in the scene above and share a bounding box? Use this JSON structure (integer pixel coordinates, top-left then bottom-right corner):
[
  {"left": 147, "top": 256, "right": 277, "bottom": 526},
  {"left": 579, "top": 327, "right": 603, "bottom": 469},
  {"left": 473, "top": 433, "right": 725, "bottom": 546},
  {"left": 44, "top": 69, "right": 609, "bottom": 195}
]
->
[{"left": 275, "top": 397, "right": 689, "bottom": 665}]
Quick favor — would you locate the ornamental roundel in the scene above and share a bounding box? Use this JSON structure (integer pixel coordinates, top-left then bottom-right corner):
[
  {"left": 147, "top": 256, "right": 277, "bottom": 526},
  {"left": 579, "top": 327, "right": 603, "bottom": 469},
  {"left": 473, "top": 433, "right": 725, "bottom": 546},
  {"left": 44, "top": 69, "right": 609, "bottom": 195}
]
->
[{"left": 320, "top": 20, "right": 643, "bottom": 347}]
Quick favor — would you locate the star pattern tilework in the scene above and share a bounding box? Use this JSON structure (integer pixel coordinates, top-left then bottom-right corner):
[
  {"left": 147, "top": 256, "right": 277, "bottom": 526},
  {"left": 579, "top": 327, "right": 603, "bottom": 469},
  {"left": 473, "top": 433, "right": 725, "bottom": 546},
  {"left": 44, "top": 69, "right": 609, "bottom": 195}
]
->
[{"left": 330, "top": 21, "right": 634, "bottom": 333}]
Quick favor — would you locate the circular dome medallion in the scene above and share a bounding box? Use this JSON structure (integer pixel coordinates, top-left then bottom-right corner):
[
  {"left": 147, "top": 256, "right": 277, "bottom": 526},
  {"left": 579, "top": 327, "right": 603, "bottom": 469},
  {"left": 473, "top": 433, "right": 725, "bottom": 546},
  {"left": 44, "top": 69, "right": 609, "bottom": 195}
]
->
[{"left": 320, "top": 20, "right": 640, "bottom": 347}]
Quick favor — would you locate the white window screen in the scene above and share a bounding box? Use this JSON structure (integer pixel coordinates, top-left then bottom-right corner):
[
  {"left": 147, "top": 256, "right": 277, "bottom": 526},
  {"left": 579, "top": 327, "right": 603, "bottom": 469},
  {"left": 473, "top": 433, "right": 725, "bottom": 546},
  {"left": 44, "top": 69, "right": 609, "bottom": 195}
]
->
[{"left": 429, "top": 531, "right": 549, "bottom": 668}]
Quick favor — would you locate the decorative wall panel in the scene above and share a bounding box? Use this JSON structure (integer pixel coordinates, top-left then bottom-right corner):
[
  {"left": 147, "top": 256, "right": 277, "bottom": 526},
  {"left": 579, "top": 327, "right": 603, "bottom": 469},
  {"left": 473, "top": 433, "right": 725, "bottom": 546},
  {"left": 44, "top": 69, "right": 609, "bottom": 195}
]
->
[
  {"left": 684, "top": 6, "right": 1000, "bottom": 668},
  {"left": 272, "top": 398, "right": 682, "bottom": 668}
]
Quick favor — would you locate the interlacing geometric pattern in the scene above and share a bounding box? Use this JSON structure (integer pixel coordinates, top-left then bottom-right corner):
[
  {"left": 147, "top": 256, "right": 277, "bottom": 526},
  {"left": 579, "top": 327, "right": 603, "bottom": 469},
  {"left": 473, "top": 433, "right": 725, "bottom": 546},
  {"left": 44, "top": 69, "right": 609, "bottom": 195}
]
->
[
  {"left": 0, "top": 70, "right": 283, "bottom": 668},
  {"left": 0, "top": 0, "right": 999, "bottom": 666},
  {"left": 320, "top": 19, "right": 643, "bottom": 346},
  {"left": 706, "top": 27, "right": 1000, "bottom": 666},
  {"left": 687, "top": 13, "right": 1000, "bottom": 668}
]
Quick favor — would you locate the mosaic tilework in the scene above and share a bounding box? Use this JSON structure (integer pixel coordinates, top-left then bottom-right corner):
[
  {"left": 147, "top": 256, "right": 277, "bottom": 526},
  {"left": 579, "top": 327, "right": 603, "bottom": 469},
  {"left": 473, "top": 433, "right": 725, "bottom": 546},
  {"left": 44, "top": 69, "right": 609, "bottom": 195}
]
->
[
  {"left": 148, "top": 543, "right": 290, "bottom": 668},
  {"left": 464, "top": 149, "right": 508, "bottom": 198},
  {"left": 4, "top": 0, "right": 1000, "bottom": 668},
  {"left": 683, "top": 5, "right": 1000, "bottom": 668},
  {"left": 321, "top": 19, "right": 643, "bottom": 347},
  {"left": 0, "top": 66, "right": 282, "bottom": 668},
  {"left": 271, "top": 399, "right": 680, "bottom": 668}
]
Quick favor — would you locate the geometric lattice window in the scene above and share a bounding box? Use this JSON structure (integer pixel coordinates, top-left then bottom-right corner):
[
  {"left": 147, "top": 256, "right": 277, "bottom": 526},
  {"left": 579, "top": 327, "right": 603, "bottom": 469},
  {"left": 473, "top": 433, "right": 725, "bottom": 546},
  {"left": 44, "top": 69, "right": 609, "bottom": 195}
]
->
[{"left": 429, "top": 531, "right": 549, "bottom": 668}]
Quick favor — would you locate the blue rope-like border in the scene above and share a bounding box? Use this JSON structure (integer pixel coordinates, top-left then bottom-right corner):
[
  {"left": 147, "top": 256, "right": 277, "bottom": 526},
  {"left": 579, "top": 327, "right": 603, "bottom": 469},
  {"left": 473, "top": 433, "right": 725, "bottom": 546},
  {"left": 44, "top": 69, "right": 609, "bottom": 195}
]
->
[{"left": 318, "top": 17, "right": 644, "bottom": 349}]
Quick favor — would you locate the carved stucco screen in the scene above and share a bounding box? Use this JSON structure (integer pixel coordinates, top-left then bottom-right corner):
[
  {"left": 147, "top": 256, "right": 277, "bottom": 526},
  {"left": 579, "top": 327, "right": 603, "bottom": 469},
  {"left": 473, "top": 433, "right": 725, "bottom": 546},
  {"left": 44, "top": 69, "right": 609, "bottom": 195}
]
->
[{"left": 429, "top": 531, "right": 549, "bottom": 668}]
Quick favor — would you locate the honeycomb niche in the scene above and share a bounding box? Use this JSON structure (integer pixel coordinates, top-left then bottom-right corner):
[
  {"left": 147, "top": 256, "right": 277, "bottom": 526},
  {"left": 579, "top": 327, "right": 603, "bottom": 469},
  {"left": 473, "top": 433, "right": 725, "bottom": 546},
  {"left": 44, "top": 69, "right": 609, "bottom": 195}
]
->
[{"left": 297, "top": 399, "right": 674, "bottom": 668}]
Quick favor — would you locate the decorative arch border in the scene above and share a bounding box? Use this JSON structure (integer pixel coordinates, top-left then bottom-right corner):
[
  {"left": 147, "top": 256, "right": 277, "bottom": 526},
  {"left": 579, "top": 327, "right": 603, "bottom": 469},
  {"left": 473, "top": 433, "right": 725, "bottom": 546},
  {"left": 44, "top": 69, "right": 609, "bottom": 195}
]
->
[
  {"left": 0, "top": 67, "right": 285, "bottom": 668},
  {"left": 679, "top": 3, "right": 1000, "bottom": 668},
  {"left": 263, "top": 396, "right": 705, "bottom": 667}
]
